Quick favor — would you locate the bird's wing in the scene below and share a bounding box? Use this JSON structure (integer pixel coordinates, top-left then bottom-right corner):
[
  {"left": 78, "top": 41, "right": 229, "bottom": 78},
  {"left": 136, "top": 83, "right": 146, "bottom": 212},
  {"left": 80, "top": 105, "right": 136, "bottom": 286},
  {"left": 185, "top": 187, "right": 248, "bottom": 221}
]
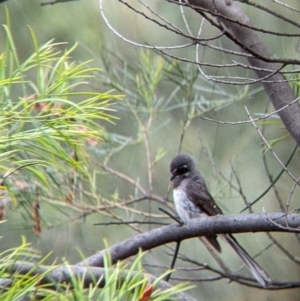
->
[{"left": 186, "top": 174, "right": 223, "bottom": 216}]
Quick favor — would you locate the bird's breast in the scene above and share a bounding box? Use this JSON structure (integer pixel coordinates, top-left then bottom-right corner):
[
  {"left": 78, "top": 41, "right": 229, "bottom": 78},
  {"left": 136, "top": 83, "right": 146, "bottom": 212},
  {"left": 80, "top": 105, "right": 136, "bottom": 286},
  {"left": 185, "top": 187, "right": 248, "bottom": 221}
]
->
[{"left": 173, "top": 188, "right": 202, "bottom": 224}]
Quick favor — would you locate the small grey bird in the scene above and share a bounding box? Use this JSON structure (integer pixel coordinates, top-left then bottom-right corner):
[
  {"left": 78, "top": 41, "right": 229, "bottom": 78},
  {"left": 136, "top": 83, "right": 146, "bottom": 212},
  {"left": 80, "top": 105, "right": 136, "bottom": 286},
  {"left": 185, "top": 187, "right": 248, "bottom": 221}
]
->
[{"left": 170, "top": 153, "right": 271, "bottom": 287}]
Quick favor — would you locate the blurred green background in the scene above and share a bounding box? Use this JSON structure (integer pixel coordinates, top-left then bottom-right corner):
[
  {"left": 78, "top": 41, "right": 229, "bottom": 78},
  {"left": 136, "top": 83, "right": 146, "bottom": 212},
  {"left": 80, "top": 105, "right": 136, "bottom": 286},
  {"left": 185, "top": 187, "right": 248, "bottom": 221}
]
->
[{"left": 1, "top": 0, "right": 300, "bottom": 300}]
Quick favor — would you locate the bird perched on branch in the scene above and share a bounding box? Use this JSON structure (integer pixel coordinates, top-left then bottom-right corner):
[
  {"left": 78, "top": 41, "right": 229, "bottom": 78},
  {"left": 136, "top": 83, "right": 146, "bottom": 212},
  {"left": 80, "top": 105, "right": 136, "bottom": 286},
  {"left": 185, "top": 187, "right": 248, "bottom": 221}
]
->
[{"left": 170, "top": 153, "right": 271, "bottom": 287}]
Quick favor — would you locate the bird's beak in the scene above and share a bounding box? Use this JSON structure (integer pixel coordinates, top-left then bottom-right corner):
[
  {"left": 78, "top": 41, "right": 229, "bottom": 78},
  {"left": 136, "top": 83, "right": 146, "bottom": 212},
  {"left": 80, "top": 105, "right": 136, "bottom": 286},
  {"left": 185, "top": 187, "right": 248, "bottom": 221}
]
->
[{"left": 170, "top": 174, "right": 175, "bottom": 181}]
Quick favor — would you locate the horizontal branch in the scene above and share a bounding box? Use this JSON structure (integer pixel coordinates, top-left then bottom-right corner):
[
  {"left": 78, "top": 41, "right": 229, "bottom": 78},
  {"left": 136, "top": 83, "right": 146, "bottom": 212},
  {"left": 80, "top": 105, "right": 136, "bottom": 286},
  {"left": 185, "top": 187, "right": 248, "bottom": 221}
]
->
[
  {"left": 3, "top": 213, "right": 300, "bottom": 298},
  {"left": 81, "top": 213, "right": 300, "bottom": 267}
]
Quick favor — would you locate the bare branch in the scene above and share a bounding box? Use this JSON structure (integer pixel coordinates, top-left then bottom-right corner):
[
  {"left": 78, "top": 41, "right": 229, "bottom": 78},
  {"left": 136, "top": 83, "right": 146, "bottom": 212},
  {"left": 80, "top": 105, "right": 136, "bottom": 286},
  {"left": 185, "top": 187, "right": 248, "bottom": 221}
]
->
[
  {"left": 200, "top": 96, "right": 300, "bottom": 125},
  {"left": 79, "top": 213, "right": 300, "bottom": 268},
  {"left": 3, "top": 213, "right": 300, "bottom": 294},
  {"left": 41, "top": 0, "right": 78, "bottom": 6},
  {"left": 179, "top": 0, "right": 300, "bottom": 146}
]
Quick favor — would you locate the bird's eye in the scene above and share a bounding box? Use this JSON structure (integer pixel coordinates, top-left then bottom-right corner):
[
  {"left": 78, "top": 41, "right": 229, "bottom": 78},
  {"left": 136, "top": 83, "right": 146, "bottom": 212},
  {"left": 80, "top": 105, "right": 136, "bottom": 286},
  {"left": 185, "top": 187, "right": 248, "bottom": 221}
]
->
[{"left": 177, "top": 165, "right": 188, "bottom": 174}]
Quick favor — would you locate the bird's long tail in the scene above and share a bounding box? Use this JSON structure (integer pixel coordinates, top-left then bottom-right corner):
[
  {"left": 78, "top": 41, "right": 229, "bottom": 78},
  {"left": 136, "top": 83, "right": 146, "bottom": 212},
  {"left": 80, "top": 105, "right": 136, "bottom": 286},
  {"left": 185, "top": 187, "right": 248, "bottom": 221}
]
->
[{"left": 224, "top": 234, "right": 271, "bottom": 287}]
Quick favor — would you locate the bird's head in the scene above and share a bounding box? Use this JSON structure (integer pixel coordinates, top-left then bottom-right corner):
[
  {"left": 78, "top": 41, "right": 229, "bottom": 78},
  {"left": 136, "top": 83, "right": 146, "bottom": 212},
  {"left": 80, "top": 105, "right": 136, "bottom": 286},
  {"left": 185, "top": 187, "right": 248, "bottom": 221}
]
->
[{"left": 170, "top": 154, "right": 196, "bottom": 181}]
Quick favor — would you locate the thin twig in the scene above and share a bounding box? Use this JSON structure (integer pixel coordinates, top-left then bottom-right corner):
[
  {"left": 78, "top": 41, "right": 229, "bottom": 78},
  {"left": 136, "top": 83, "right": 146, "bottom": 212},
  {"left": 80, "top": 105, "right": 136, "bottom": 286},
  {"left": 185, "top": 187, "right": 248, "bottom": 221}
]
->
[
  {"left": 164, "top": 241, "right": 181, "bottom": 282},
  {"left": 240, "top": 144, "right": 298, "bottom": 212},
  {"left": 200, "top": 97, "right": 300, "bottom": 125},
  {"left": 94, "top": 220, "right": 168, "bottom": 226},
  {"left": 244, "top": 106, "right": 298, "bottom": 184}
]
